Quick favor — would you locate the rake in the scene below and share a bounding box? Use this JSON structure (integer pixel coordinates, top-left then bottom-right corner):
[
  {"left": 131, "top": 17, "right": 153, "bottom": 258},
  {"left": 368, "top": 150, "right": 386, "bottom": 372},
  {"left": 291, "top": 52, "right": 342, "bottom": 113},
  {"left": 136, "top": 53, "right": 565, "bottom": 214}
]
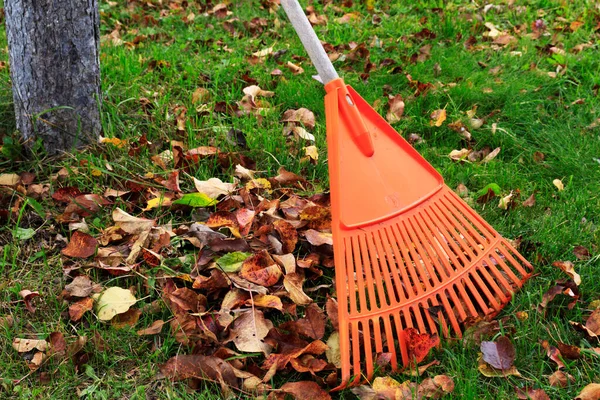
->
[{"left": 280, "top": 0, "right": 533, "bottom": 387}]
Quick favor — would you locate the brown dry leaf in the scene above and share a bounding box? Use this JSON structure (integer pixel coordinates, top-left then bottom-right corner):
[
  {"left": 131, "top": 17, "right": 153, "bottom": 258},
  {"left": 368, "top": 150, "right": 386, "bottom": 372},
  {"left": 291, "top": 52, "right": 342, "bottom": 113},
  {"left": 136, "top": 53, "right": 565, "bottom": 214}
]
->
[
  {"left": 539, "top": 280, "right": 579, "bottom": 311},
  {"left": 280, "top": 381, "right": 331, "bottom": 400},
  {"left": 573, "top": 245, "right": 591, "bottom": 260},
  {"left": 326, "top": 296, "right": 339, "bottom": 330},
  {"left": 69, "top": 297, "right": 94, "bottom": 321},
  {"left": 192, "top": 87, "right": 210, "bottom": 104},
  {"left": 541, "top": 340, "right": 565, "bottom": 369},
  {"left": 64, "top": 275, "right": 98, "bottom": 298},
  {"left": 482, "top": 147, "right": 501, "bottom": 163},
  {"left": 229, "top": 309, "right": 273, "bottom": 355},
  {"left": 576, "top": 383, "right": 600, "bottom": 400},
  {"left": 246, "top": 294, "right": 283, "bottom": 311},
  {"left": 523, "top": 192, "right": 536, "bottom": 207},
  {"left": 292, "top": 303, "right": 326, "bottom": 340},
  {"left": 284, "top": 272, "right": 313, "bottom": 305},
  {"left": 515, "top": 387, "right": 550, "bottom": 400},
  {"left": 548, "top": 370, "right": 575, "bottom": 388},
  {"left": 418, "top": 375, "right": 455, "bottom": 398},
  {"left": 304, "top": 229, "right": 333, "bottom": 246},
  {"left": 273, "top": 219, "right": 298, "bottom": 253},
  {"left": 160, "top": 354, "right": 238, "bottom": 390},
  {"left": 404, "top": 328, "right": 440, "bottom": 363},
  {"left": 0, "top": 173, "right": 20, "bottom": 187},
  {"left": 61, "top": 231, "right": 98, "bottom": 258},
  {"left": 193, "top": 177, "right": 236, "bottom": 199},
  {"left": 112, "top": 208, "right": 155, "bottom": 235},
  {"left": 281, "top": 108, "right": 316, "bottom": 129},
  {"left": 429, "top": 109, "right": 447, "bottom": 127},
  {"left": 239, "top": 250, "right": 283, "bottom": 287},
  {"left": 449, "top": 148, "right": 472, "bottom": 161},
  {"left": 112, "top": 308, "right": 142, "bottom": 329},
  {"left": 12, "top": 338, "right": 49, "bottom": 353},
  {"left": 18, "top": 290, "right": 40, "bottom": 313},
  {"left": 286, "top": 61, "right": 304, "bottom": 75},
  {"left": 481, "top": 336, "right": 515, "bottom": 370},
  {"left": 552, "top": 261, "right": 581, "bottom": 285},
  {"left": 386, "top": 94, "right": 405, "bottom": 124},
  {"left": 557, "top": 342, "right": 581, "bottom": 360}
]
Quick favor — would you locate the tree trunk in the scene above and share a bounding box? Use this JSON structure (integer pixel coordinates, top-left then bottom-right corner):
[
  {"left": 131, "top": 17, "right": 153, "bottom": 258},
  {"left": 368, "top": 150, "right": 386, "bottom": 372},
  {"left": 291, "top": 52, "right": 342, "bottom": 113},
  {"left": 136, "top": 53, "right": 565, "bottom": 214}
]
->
[{"left": 5, "top": 0, "right": 101, "bottom": 155}]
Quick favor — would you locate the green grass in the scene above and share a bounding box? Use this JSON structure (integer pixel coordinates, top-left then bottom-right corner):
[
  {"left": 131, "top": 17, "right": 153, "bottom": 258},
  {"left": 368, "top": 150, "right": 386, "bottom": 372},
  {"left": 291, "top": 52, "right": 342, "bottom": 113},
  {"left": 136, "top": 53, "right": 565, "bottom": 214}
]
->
[{"left": 1, "top": 0, "right": 600, "bottom": 398}]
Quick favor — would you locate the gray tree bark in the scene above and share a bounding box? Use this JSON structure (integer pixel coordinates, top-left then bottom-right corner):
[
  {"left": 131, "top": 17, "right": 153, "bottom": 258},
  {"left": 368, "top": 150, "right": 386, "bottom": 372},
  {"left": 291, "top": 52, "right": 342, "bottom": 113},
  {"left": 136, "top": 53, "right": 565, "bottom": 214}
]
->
[{"left": 5, "top": 0, "right": 101, "bottom": 155}]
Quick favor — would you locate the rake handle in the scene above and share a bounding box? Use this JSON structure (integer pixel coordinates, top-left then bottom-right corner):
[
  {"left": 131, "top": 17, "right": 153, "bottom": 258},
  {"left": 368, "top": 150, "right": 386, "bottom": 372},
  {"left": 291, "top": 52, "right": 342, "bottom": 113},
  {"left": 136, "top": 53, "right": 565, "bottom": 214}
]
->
[{"left": 280, "top": 0, "right": 339, "bottom": 85}]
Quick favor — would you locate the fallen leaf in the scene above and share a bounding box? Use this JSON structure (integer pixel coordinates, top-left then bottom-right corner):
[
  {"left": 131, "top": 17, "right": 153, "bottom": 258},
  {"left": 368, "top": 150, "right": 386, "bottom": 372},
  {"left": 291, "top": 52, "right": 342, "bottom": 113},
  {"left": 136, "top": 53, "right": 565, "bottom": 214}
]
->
[
  {"left": 548, "top": 370, "right": 574, "bottom": 388},
  {"left": 286, "top": 61, "right": 304, "bottom": 75},
  {"left": 576, "top": 383, "right": 600, "bottom": 400},
  {"left": 523, "top": 192, "right": 536, "bottom": 207},
  {"left": 172, "top": 192, "right": 218, "bottom": 208},
  {"left": 12, "top": 338, "right": 48, "bottom": 353},
  {"left": 449, "top": 148, "right": 472, "bottom": 161},
  {"left": 69, "top": 297, "right": 94, "bottom": 322},
  {"left": 515, "top": 387, "right": 550, "bottom": 400},
  {"left": 404, "top": 328, "right": 440, "bottom": 363},
  {"left": 418, "top": 375, "right": 455, "bottom": 398},
  {"left": 239, "top": 250, "right": 283, "bottom": 287},
  {"left": 573, "top": 245, "right": 591, "bottom": 260},
  {"left": 0, "top": 173, "right": 20, "bottom": 187},
  {"left": 137, "top": 320, "right": 166, "bottom": 336},
  {"left": 112, "top": 308, "right": 142, "bottom": 329},
  {"left": 326, "top": 332, "right": 341, "bottom": 368},
  {"left": 478, "top": 355, "right": 521, "bottom": 377},
  {"left": 429, "top": 109, "right": 447, "bottom": 127},
  {"left": 192, "top": 87, "right": 210, "bottom": 104},
  {"left": 482, "top": 147, "right": 501, "bottom": 163},
  {"left": 386, "top": 94, "right": 405, "bottom": 124},
  {"left": 160, "top": 354, "right": 238, "bottom": 390},
  {"left": 541, "top": 340, "right": 565, "bottom": 369},
  {"left": 246, "top": 294, "right": 283, "bottom": 311},
  {"left": 61, "top": 231, "right": 98, "bottom": 258},
  {"left": 539, "top": 280, "right": 579, "bottom": 311},
  {"left": 288, "top": 303, "right": 326, "bottom": 340},
  {"left": 481, "top": 336, "right": 515, "bottom": 370},
  {"left": 553, "top": 261, "right": 581, "bottom": 285},
  {"left": 280, "top": 381, "right": 331, "bottom": 400},
  {"left": 112, "top": 208, "right": 155, "bottom": 234},
  {"left": 281, "top": 108, "right": 316, "bottom": 129},
  {"left": 553, "top": 179, "right": 564, "bottom": 191},
  {"left": 284, "top": 273, "right": 313, "bottom": 305},
  {"left": 304, "top": 229, "right": 333, "bottom": 246},
  {"left": 64, "top": 275, "right": 98, "bottom": 298},
  {"left": 92, "top": 287, "right": 137, "bottom": 321},
  {"left": 193, "top": 177, "right": 236, "bottom": 199},
  {"left": 18, "top": 290, "right": 40, "bottom": 313},
  {"left": 556, "top": 342, "right": 581, "bottom": 360},
  {"left": 228, "top": 309, "right": 273, "bottom": 355}
]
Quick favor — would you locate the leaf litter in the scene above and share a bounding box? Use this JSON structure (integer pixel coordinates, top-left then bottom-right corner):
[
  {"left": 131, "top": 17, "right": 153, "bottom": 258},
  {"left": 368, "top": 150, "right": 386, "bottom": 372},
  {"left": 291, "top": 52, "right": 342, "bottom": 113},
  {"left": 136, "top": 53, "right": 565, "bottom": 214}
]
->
[{"left": 4, "top": 1, "right": 600, "bottom": 397}]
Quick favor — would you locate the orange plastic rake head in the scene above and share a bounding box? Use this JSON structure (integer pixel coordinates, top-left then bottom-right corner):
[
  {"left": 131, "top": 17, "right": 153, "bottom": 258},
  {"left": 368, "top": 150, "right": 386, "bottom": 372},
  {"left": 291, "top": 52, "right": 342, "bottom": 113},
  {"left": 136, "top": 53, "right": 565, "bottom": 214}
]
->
[
  {"left": 280, "top": 0, "right": 533, "bottom": 387},
  {"left": 324, "top": 79, "right": 532, "bottom": 385}
]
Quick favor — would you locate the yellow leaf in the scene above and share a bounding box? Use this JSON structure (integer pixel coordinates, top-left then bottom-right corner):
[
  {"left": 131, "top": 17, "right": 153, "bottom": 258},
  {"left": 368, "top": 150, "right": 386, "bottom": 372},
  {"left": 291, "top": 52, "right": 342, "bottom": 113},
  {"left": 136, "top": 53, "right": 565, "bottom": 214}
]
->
[
  {"left": 91, "top": 169, "right": 102, "bottom": 177},
  {"left": 430, "top": 109, "right": 447, "bottom": 127},
  {"left": 553, "top": 179, "right": 564, "bottom": 191},
  {"left": 192, "top": 87, "right": 210, "bottom": 104},
  {"left": 99, "top": 136, "right": 127, "bottom": 148},
  {"left": 92, "top": 287, "right": 137, "bottom": 321}
]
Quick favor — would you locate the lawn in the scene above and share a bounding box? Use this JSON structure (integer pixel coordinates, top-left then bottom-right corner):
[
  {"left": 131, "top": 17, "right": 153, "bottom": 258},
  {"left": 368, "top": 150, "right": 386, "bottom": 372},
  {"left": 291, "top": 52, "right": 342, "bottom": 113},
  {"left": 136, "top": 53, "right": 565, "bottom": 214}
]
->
[{"left": 1, "top": 0, "right": 599, "bottom": 399}]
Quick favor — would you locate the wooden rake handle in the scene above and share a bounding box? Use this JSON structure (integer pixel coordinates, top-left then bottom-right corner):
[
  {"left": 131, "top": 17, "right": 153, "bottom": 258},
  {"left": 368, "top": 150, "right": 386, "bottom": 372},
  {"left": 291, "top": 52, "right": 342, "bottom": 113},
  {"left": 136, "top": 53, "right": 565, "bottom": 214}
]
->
[{"left": 280, "top": 0, "right": 339, "bottom": 85}]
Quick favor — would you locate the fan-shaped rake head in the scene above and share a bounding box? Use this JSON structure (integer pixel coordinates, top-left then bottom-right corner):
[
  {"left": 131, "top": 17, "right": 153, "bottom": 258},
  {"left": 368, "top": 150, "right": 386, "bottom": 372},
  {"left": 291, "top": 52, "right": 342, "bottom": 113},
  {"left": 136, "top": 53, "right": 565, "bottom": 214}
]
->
[{"left": 333, "top": 186, "right": 533, "bottom": 386}]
